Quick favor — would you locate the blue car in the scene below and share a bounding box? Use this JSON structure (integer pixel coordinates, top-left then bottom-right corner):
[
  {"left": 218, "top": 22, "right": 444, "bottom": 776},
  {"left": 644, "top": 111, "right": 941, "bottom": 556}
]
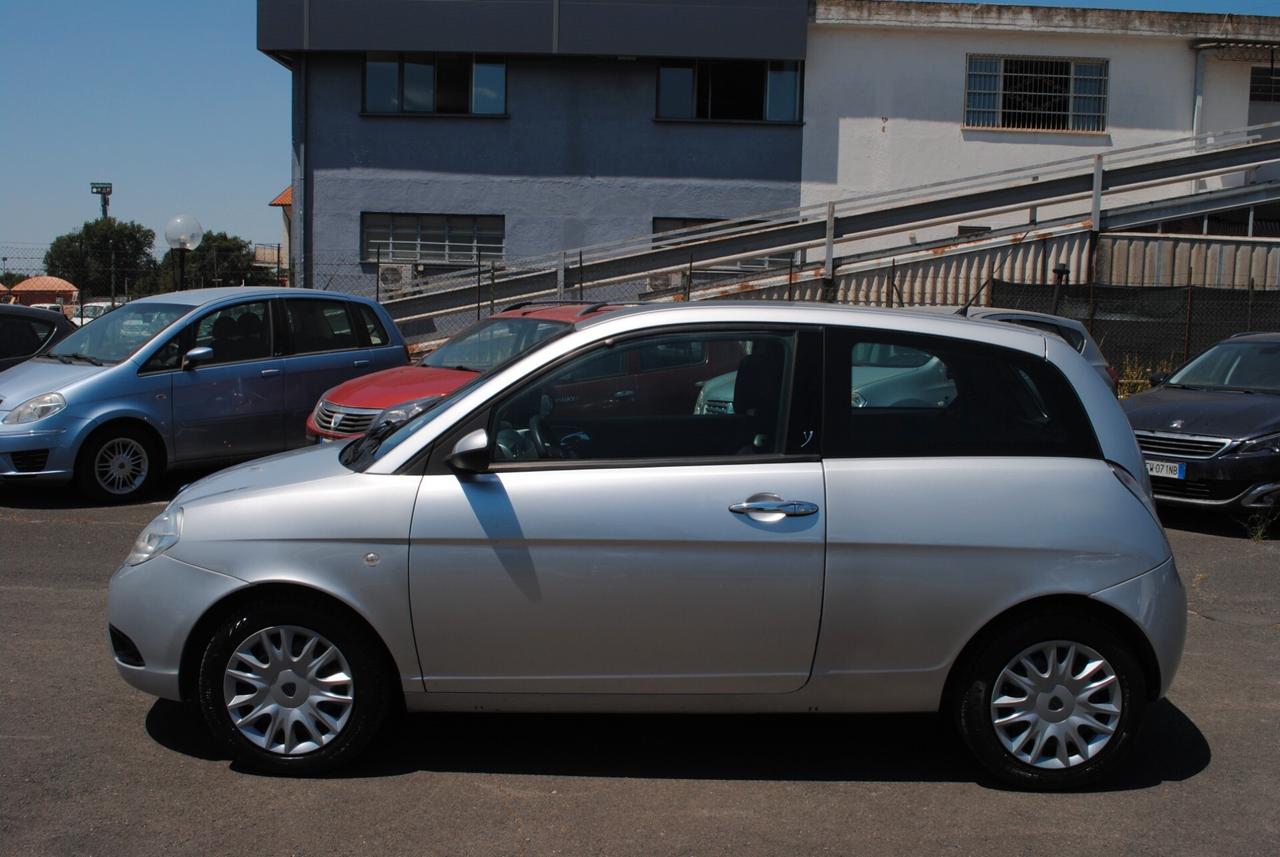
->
[{"left": 0, "top": 288, "right": 406, "bottom": 500}]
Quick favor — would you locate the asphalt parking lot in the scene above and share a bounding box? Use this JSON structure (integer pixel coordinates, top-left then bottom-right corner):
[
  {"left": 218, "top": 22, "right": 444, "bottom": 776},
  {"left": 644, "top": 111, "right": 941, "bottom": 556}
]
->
[{"left": 1, "top": 478, "right": 1277, "bottom": 857}]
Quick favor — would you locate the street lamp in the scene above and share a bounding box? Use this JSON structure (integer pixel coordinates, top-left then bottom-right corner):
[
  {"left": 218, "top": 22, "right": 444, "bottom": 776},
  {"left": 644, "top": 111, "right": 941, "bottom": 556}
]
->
[{"left": 164, "top": 214, "right": 203, "bottom": 291}]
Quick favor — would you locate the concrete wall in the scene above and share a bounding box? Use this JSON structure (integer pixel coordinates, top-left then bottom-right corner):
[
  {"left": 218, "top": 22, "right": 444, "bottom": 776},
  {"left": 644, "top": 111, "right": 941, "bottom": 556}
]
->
[{"left": 298, "top": 53, "right": 803, "bottom": 285}]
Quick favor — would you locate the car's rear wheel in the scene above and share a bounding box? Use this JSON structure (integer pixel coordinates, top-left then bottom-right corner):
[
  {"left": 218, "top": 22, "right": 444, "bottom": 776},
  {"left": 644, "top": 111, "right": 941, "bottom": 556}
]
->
[
  {"left": 75, "top": 424, "right": 160, "bottom": 502},
  {"left": 196, "top": 599, "right": 392, "bottom": 775},
  {"left": 952, "top": 613, "right": 1146, "bottom": 790}
]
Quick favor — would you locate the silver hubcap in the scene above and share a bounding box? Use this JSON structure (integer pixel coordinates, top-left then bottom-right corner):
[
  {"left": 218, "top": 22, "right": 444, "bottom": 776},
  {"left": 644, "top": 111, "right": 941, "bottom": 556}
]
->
[
  {"left": 990, "top": 640, "right": 1122, "bottom": 770},
  {"left": 223, "top": 626, "right": 354, "bottom": 756},
  {"left": 94, "top": 438, "right": 149, "bottom": 495}
]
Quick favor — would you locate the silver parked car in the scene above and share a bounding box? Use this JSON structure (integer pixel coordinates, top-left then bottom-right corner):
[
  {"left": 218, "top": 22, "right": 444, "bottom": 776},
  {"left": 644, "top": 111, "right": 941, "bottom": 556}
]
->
[{"left": 107, "top": 302, "right": 1184, "bottom": 788}]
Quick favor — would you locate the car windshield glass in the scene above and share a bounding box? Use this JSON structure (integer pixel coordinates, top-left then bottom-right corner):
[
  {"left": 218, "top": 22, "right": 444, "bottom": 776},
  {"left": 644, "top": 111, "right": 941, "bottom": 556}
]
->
[
  {"left": 48, "top": 302, "right": 191, "bottom": 364},
  {"left": 1168, "top": 341, "right": 1280, "bottom": 393},
  {"left": 423, "top": 317, "right": 568, "bottom": 373}
]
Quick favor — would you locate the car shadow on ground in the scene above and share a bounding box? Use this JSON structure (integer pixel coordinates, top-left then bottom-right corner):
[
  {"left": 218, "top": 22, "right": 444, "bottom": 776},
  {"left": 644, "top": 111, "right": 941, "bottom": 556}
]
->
[
  {"left": 0, "top": 469, "right": 216, "bottom": 510},
  {"left": 146, "top": 698, "right": 1208, "bottom": 791}
]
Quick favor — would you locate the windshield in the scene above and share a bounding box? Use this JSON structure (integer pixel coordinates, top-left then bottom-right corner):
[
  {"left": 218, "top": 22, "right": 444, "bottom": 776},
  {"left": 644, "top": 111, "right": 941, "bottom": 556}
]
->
[
  {"left": 48, "top": 302, "right": 191, "bottom": 364},
  {"left": 423, "top": 316, "right": 567, "bottom": 373},
  {"left": 341, "top": 374, "right": 491, "bottom": 471},
  {"left": 1168, "top": 341, "right": 1280, "bottom": 393}
]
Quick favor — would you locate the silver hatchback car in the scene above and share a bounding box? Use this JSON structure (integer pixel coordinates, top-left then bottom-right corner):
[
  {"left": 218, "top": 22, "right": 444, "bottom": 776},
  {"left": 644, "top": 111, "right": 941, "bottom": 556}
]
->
[{"left": 107, "top": 302, "right": 1184, "bottom": 789}]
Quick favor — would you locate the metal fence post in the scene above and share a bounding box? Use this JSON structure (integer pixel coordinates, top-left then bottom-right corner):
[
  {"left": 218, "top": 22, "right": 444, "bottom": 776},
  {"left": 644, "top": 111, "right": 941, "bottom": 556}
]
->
[
  {"left": 823, "top": 201, "right": 835, "bottom": 282},
  {"left": 1090, "top": 154, "right": 1104, "bottom": 229},
  {"left": 787, "top": 257, "right": 794, "bottom": 302},
  {"left": 476, "top": 260, "right": 483, "bottom": 319},
  {"left": 490, "top": 262, "right": 496, "bottom": 316},
  {"left": 375, "top": 247, "right": 381, "bottom": 303},
  {"left": 1248, "top": 277, "right": 1255, "bottom": 332},
  {"left": 557, "top": 252, "right": 565, "bottom": 300},
  {"left": 1184, "top": 268, "right": 1193, "bottom": 362},
  {"left": 578, "top": 250, "right": 584, "bottom": 302}
]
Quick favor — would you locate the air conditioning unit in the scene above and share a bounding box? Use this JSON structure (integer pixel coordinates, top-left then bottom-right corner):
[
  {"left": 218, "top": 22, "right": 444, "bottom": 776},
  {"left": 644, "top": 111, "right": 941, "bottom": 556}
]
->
[{"left": 378, "top": 263, "right": 414, "bottom": 298}]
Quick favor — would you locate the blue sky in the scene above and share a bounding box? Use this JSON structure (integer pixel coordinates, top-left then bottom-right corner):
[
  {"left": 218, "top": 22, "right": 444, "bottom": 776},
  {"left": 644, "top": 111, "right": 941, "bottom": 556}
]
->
[{"left": 1, "top": 0, "right": 1277, "bottom": 261}]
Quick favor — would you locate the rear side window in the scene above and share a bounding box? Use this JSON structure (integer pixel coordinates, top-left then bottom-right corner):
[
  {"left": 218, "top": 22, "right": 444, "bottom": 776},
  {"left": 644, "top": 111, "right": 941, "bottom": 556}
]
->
[
  {"left": 0, "top": 317, "right": 55, "bottom": 357},
  {"left": 826, "top": 330, "right": 1099, "bottom": 459},
  {"left": 357, "top": 304, "right": 389, "bottom": 346},
  {"left": 285, "top": 299, "right": 359, "bottom": 354}
]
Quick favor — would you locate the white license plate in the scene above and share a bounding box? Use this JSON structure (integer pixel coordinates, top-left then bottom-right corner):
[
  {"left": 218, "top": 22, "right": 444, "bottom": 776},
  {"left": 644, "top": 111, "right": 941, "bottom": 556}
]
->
[{"left": 1145, "top": 460, "right": 1186, "bottom": 480}]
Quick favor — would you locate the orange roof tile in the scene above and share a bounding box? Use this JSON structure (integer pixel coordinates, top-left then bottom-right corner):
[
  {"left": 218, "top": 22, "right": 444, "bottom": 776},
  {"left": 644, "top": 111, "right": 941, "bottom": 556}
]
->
[
  {"left": 269, "top": 186, "right": 293, "bottom": 207},
  {"left": 12, "top": 275, "right": 78, "bottom": 293}
]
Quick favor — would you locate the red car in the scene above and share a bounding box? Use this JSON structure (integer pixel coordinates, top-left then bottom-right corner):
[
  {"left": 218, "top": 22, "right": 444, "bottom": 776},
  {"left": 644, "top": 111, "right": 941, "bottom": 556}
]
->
[{"left": 308, "top": 302, "right": 623, "bottom": 441}]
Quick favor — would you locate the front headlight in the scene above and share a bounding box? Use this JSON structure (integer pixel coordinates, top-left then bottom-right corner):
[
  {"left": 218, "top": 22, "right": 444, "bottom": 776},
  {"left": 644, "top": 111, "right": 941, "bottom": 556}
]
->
[
  {"left": 375, "top": 396, "right": 443, "bottom": 428},
  {"left": 1237, "top": 432, "right": 1280, "bottom": 456},
  {"left": 125, "top": 507, "right": 183, "bottom": 566},
  {"left": 2, "top": 392, "right": 66, "bottom": 424}
]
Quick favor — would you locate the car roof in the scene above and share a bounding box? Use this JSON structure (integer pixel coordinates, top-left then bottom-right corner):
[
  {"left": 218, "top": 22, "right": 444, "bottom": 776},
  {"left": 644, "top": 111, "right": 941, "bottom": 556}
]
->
[
  {"left": 909, "top": 304, "right": 1087, "bottom": 330},
  {"left": 573, "top": 300, "right": 1049, "bottom": 355},
  {"left": 129, "top": 287, "right": 372, "bottom": 307},
  {"left": 492, "top": 301, "right": 631, "bottom": 323},
  {"left": 1225, "top": 331, "right": 1280, "bottom": 343},
  {"left": 1, "top": 303, "right": 70, "bottom": 322}
]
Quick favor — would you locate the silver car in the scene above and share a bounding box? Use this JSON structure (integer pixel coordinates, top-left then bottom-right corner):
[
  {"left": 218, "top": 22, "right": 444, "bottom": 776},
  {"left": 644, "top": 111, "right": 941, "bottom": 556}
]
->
[{"left": 107, "top": 302, "right": 1184, "bottom": 789}]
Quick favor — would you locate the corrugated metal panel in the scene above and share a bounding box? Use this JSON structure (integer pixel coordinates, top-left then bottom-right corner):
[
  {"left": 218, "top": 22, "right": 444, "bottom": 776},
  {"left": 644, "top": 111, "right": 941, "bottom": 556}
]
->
[{"left": 1096, "top": 234, "right": 1280, "bottom": 289}]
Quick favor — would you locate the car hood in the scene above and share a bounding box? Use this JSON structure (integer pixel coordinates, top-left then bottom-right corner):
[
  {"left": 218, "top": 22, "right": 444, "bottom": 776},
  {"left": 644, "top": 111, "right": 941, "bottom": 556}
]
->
[
  {"left": 1121, "top": 386, "right": 1280, "bottom": 440},
  {"left": 0, "top": 357, "right": 111, "bottom": 410},
  {"left": 322, "top": 364, "right": 477, "bottom": 409},
  {"left": 174, "top": 444, "right": 352, "bottom": 506}
]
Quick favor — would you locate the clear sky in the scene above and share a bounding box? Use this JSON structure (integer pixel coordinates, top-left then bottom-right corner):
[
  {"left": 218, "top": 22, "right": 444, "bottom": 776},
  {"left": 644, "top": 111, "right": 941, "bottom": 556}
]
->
[{"left": 1, "top": 0, "right": 1277, "bottom": 263}]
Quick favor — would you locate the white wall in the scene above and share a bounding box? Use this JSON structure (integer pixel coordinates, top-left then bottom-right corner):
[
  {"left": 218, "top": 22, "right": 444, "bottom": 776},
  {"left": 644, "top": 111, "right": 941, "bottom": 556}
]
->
[{"left": 801, "top": 25, "right": 1257, "bottom": 244}]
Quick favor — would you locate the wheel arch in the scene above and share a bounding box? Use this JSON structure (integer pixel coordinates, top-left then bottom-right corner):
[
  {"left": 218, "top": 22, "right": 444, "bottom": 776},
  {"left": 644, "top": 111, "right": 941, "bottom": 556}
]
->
[
  {"left": 177, "top": 581, "right": 403, "bottom": 707},
  {"left": 76, "top": 414, "right": 170, "bottom": 471},
  {"left": 939, "top": 593, "right": 1163, "bottom": 713}
]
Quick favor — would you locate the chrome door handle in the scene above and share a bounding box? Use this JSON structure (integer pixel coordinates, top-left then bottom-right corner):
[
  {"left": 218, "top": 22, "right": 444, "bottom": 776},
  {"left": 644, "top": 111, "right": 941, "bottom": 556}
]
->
[
  {"left": 729, "top": 498, "right": 819, "bottom": 517},
  {"left": 260, "top": 368, "right": 281, "bottom": 377},
  {"left": 613, "top": 389, "right": 635, "bottom": 399},
  {"left": 353, "top": 359, "right": 370, "bottom": 367}
]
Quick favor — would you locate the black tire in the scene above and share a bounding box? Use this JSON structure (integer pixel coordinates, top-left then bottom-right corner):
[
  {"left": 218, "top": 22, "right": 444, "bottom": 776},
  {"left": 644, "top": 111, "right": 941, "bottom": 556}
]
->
[
  {"left": 196, "top": 597, "right": 393, "bottom": 776},
  {"left": 951, "top": 613, "right": 1147, "bottom": 790},
  {"left": 74, "top": 423, "right": 162, "bottom": 503}
]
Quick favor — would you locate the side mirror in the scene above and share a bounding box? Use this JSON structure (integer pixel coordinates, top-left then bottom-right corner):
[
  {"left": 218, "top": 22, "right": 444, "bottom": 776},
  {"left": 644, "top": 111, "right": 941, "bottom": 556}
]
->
[
  {"left": 446, "top": 428, "right": 490, "bottom": 473},
  {"left": 182, "top": 346, "right": 214, "bottom": 370},
  {"left": 1148, "top": 372, "right": 1170, "bottom": 386}
]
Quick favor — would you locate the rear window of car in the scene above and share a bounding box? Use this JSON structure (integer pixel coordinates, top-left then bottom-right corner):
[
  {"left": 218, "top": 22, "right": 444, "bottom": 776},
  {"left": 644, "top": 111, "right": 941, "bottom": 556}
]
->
[
  {"left": 827, "top": 329, "right": 1100, "bottom": 459},
  {"left": 357, "top": 304, "right": 390, "bottom": 346},
  {"left": 0, "top": 316, "right": 55, "bottom": 357},
  {"left": 285, "top": 299, "right": 359, "bottom": 354}
]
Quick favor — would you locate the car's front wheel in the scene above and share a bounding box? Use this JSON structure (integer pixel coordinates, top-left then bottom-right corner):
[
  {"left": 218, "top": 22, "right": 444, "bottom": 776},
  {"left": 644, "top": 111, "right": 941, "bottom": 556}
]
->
[
  {"left": 196, "top": 598, "right": 392, "bottom": 775},
  {"left": 952, "top": 613, "right": 1147, "bottom": 790},
  {"left": 75, "top": 424, "right": 161, "bottom": 502}
]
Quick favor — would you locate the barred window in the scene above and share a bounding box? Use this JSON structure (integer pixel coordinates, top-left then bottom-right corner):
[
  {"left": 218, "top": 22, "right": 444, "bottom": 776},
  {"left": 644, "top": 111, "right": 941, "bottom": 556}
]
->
[
  {"left": 965, "top": 55, "right": 1108, "bottom": 132},
  {"left": 1251, "top": 66, "right": 1280, "bottom": 102},
  {"left": 361, "top": 213, "right": 505, "bottom": 265}
]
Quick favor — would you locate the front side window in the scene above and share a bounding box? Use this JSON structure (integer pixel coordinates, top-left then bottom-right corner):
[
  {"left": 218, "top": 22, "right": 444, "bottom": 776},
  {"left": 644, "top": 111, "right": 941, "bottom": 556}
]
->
[
  {"left": 0, "top": 317, "right": 55, "bottom": 358},
  {"left": 965, "top": 55, "right": 1108, "bottom": 132},
  {"left": 285, "top": 299, "right": 358, "bottom": 354},
  {"left": 491, "top": 331, "right": 791, "bottom": 462},
  {"left": 364, "top": 53, "right": 506, "bottom": 116},
  {"left": 49, "top": 302, "right": 190, "bottom": 365},
  {"left": 192, "top": 301, "right": 271, "bottom": 365},
  {"left": 657, "top": 60, "right": 802, "bottom": 122},
  {"left": 423, "top": 317, "right": 568, "bottom": 374},
  {"left": 362, "top": 212, "right": 505, "bottom": 264},
  {"left": 829, "top": 331, "right": 1099, "bottom": 459}
]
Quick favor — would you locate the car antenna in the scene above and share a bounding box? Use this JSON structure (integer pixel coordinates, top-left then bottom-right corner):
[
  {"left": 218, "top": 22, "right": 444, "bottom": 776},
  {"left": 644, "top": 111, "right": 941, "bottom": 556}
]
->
[{"left": 956, "top": 276, "right": 994, "bottom": 317}]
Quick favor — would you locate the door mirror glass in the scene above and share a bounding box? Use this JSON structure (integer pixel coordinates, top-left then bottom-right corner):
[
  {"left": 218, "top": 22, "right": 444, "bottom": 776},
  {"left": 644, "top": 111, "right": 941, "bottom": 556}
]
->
[
  {"left": 183, "top": 346, "right": 214, "bottom": 369},
  {"left": 447, "top": 428, "right": 490, "bottom": 472},
  {"left": 1148, "top": 372, "right": 1169, "bottom": 386}
]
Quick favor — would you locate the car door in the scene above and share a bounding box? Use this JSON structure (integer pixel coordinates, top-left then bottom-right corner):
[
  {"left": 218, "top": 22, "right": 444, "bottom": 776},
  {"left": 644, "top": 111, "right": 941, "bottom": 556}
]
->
[
  {"left": 170, "top": 300, "right": 285, "bottom": 462},
  {"left": 280, "top": 297, "right": 372, "bottom": 448},
  {"left": 408, "top": 326, "right": 826, "bottom": 694}
]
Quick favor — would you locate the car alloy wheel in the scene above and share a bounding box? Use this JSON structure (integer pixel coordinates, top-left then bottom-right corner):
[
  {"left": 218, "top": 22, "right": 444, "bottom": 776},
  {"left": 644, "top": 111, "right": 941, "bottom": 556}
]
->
[
  {"left": 223, "top": 625, "right": 355, "bottom": 755},
  {"left": 989, "top": 640, "right": 1121, "bottom": 770},
  {"left": 94, "top": 437, "right": 150, "bottom": 496}
]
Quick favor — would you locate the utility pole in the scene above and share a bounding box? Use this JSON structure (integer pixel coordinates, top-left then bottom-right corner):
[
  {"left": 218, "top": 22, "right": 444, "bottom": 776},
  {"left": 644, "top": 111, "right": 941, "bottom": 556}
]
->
[{"left": 90, "top": 182, "right": 112, "bottom": 220}]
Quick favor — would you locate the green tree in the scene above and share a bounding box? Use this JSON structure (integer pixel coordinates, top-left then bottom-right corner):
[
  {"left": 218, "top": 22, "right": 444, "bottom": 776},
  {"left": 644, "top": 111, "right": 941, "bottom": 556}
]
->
[
  {"left": 43, "top": 219, "right": 159, "bottom": 301},
  {"left": 155, "top": 231, "right": 277, "bottom": 292},
  {"left": 1, "top": 271, "right": 26, "bottom": 288}
]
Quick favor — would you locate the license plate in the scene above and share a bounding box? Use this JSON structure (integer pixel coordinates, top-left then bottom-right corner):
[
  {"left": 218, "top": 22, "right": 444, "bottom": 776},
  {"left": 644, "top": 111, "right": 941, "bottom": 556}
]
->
[{"left": 1145, "top": 460, "right": 1185, "bottom": 480}]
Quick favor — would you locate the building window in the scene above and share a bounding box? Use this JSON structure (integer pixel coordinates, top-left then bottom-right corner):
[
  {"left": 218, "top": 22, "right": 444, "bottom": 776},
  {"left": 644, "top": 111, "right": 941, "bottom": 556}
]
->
[
  {"left": 362, "top": 213, "right": 505, "bottom": 264},
  {"left": 657, "top": 60, "right": 802, "bottom": 123},
  {"left": 965, "top": 55, "right": 1108, "bottom": 132},
  {"left": 364, "top": 53, "right": 506, "bottom": 115},
  {"left": 1251, "top": 66, "right": 1280, "bottom": 102}
]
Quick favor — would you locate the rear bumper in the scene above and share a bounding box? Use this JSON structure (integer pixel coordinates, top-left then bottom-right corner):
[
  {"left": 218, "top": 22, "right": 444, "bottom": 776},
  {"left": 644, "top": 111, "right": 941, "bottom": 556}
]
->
[{"left": 1091, "top": 557, "right": 1186, "bottom": 699}]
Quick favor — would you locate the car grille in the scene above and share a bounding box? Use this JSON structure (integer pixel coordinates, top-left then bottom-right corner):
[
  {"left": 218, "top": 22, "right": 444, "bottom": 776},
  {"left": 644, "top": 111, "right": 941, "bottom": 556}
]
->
[
  {"left": 1151, "top": 477, "right": 1252, "bottom": 502},
  {"left": 1134, "top": 431, "right": 1232, "bottom": 460},
  {"left": 9, "top": 449, "right": 49, "bottom": 473},
  {"left": 314, "top": 401, "right": 380, "bottom": 436},
  {"left": 703, "top": 399, "right": 734, "bottom": 415}
]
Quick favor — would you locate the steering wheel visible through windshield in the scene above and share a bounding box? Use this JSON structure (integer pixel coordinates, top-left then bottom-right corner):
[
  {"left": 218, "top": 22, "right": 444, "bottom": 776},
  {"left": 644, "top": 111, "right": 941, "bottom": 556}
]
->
[{"left": 48, "top": 303, "right": 191, "bottom": 365}]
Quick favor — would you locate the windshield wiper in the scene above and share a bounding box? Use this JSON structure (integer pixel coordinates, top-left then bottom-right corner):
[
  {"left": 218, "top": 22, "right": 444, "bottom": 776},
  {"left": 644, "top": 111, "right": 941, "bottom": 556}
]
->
[
  {"left": 66, "top": 353, "right": 104, "bottom": 366},
  {"left": 43, "top": 353, "right": 74, "bottom": 364},
  {"left": 1164, "top": 383, "right": 1204, "bottom": 391}
]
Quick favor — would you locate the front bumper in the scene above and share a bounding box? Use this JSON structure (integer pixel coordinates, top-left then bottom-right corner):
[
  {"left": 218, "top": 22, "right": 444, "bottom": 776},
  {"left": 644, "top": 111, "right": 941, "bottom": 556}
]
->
[
  {"left": 0, "top": 425, "right": 75, "bottom": 480},
  {"left": 106, "top": 553, "right": 246, "bottom": 700},
  {"left": 1091, "top": 556, "right": 1187, "bottom": 699},
  {"left": 1145, "top": 450, "right": 1280, "bottom": 509}
]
